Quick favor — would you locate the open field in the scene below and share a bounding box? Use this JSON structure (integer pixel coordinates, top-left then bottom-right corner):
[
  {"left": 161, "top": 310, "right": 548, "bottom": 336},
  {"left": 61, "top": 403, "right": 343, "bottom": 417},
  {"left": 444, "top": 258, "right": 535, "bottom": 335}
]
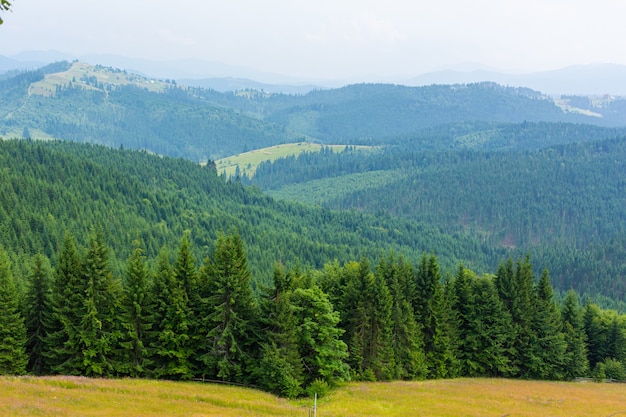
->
[
  {"left": 214, "top": 142, "right": 373, "bottom": 178},
  {"left": 29, "top": 62, "right": 169, "bottom": 97},
  {"left": 1, "top": 376, "right": 625, "bottom": 417}
]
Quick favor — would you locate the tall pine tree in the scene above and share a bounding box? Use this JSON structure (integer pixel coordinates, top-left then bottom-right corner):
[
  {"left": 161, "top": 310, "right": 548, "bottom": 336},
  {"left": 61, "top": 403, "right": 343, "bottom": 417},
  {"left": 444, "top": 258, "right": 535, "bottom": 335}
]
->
[
  {"left": 150, "top": 247, "right": 193, "bottom": 380},
  {"left": 199, "top": 231, "right": 259, "bottom": 383},
  {"left": 120, "top": 240, "right": 154, "bottom": 377},
  {"left": 79, "top": 226, "right": 123, "bottom": 376},
  {"left": 24, "top": 254, "right": 52, "bottom": 374},
  {"left": 46, "top": 231, "right": 86, "bottom": 375},
  {"left": 0, "top": 249, "right": 27, "bottom": 374},
  {"left": 376, "top": 254, "right": 426, "bottom": 380},
  {"left": 561, "top": 290, "right": 589, "bottom": 379}
]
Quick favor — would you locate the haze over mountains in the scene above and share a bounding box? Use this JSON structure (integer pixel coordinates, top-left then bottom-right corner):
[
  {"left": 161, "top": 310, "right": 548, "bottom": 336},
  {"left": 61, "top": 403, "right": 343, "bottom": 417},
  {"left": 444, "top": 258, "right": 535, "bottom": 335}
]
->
[{"left": 2, "top": 50, "right": 626, "bottom": 95}]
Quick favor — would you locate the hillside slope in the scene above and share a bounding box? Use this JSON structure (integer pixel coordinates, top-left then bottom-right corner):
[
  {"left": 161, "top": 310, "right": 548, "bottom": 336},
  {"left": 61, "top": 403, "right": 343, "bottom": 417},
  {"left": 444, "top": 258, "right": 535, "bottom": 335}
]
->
[
  {"left": 0, "top": 139, "right": 501, "bottom": 284},
  {"left": 3, "top": 62, "right": 626, "bottom": 162}
]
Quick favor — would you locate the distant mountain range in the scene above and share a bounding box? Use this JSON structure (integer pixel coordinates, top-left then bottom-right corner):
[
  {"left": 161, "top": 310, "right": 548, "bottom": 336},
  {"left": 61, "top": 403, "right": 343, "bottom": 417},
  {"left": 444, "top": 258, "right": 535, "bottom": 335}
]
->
[{"left": 2, "top": 51, "right": 626, "bottom": 95}]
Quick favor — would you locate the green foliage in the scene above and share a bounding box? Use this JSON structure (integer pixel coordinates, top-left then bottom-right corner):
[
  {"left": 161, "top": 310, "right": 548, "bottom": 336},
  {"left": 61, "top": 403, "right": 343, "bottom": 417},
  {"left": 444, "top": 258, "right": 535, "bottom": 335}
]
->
[
  {"left": 600, "top": 358, "right": 625, "bottom": 381},
  {"left": 0, "top": 0, "right": 10, "bottom": 25},
  {"left": 592, "top": 358, "right": 625, "bottom": 382},
  {"left": 119, "top": 240, "right": 154, "bottom": 377},
  {"left": 254, "top": 137, "right": 626, "bottom": 306},
  {"left": 291, "top": 285, "right": 350, "bottom": 386},
  {"left": 23, "top": 254, "right": 52, "bottom": 374},
  {"left": 199, "top": 231, "right": 259, "bottom": 383},
  {"left": 150, "top": 248, "right": 193, "bottom": 380},
  {"left": 46, "top": 232, "right": 86, "bottom": 375},
  {"left": 560, "top": 290, "right": 589, "bottom": 379},
  {"left": 306, "top": 378, "right": 331, "bottom": 398},
  {"left": 341, "top": 258, "right": 395, "bottom": 380},
  {"left": 79, "top": 226, "right": 123, "bottom": 376},
  {"left": 0, "top": 249, "right": 27, "bottom": 374},
  {"left": 452, "top": 267, "right": 514, "bottom": 377}
]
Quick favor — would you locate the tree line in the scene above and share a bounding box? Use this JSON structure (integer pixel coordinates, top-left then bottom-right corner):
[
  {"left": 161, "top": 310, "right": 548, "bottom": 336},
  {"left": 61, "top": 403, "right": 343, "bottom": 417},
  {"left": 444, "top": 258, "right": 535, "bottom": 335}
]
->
[{"left": 2, "top": 228, "right": 625, "bottom": 398}]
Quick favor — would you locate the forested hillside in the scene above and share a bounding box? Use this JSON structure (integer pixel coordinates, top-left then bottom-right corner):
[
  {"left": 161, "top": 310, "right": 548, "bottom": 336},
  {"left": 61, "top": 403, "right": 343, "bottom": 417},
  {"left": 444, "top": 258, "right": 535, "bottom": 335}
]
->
[
  {"left": 4, "top": 62, "right": 626, "bottom": 162},
  {"left": 249, "top": 136, "right": 626, "bottom": 304},
  {"left": 0, "top": 62, "right": 301, "bottom": 160},
  {"left": 0, "top": 139, "right": 501, "bottom": 285}
]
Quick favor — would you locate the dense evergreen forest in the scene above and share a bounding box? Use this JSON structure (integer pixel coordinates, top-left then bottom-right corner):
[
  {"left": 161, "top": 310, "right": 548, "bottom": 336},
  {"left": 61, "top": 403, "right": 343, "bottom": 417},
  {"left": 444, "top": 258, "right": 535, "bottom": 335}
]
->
[
  {"left": 0, "top": 139, "right": 501, "bottom": 286},
  {"left": 2, "top": 224, "right": 626, "bottom": 398},
  {"left": 250, "top": 137, "right": 626, "bottom": 305}
]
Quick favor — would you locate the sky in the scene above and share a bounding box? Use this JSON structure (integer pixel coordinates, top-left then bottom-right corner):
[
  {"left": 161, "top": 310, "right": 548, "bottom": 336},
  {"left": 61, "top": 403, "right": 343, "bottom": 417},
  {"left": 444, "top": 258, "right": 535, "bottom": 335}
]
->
[{"left": 2, "top": 0, "right": 626, "bottom": 81}]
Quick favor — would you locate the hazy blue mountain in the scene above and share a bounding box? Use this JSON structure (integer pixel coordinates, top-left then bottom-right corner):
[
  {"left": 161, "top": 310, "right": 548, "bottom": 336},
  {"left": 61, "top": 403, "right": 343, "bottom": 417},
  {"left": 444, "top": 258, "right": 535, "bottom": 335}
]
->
[{"left": 407, "top": 63, "right": 626, "bottom": 96}]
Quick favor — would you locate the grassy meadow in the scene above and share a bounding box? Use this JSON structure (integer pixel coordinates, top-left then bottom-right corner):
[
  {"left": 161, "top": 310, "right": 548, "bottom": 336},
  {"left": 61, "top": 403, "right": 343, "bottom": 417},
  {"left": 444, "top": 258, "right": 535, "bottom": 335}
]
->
[
  {"left": 29, "top": 62, "right": 169, "bottom": 97},
  {"left": 1, "top": 376, "right": 625, "bottom": 417},
  {"left": 214, "top": 142, "right": 372, "bottom": 179}
]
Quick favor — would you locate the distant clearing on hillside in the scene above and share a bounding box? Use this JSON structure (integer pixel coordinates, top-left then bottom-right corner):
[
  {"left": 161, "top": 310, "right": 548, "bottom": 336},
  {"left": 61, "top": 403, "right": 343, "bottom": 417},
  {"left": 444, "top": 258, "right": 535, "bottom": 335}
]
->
[
  {"left": 1, "top": 376, "right": 625, "bottom": 417},
  {"left": 215, "top": 142, "right": 374, "bottom": 178},
  {"left": 29, "top": 62, "right": 168, "bottom": 97}
]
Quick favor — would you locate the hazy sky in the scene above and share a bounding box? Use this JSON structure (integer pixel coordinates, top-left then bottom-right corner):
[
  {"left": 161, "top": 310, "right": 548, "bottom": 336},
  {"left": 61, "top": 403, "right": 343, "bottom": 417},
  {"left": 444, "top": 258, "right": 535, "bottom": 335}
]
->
[{"left": 2, "top": 0, "right": 626, "bottom": 80}]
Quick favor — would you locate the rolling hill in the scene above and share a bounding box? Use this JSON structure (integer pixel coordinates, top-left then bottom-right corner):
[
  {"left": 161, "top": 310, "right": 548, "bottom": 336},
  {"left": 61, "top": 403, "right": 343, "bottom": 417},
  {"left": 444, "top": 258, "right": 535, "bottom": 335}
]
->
[{"left": 4, "top": 61, "right": 626, "bottom": 162}]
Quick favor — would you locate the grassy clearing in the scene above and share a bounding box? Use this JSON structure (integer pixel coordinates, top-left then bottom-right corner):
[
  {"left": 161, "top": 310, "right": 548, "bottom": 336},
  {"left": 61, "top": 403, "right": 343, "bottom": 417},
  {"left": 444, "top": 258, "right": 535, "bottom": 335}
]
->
[
  {"left": 1, "top": 377, "right": 625, "bottom": 417},
  {"left": 267, "top": 169, "right": 406, "bottom": 205},
  {"left": 29, "top": 62, "right": 168, "bottom": 97},
  {"left": 214, "top": 142, "right": 373, "bottom": 178}
]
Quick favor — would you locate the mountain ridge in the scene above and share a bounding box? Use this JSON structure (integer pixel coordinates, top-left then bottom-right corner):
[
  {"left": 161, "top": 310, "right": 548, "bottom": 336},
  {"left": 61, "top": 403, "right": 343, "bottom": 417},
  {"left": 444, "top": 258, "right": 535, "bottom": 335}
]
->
[{"left": 3, "top": 51, "right": 626, "bottom": 95}]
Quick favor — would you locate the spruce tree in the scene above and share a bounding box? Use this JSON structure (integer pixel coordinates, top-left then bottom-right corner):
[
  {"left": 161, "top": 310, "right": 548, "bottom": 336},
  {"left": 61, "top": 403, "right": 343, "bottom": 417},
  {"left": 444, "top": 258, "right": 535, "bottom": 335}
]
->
[
  {"left": 342, "top": 258, "right": 394, "bottom": 380},
  {"left": 150, "top": 247, "right": 193, "bottom": 380},
  {"left": 173, "top": 234, "right": 199, "bottom": 374},
  {"left": 199, "top": 231, "right": 259, "bottom": 383},
  {"left": 79, "top": 226, "right": 122, "bottom": 376},
  {"left": 414, "top": 254, "right": 457, "bottom": 378},
  {"left": 529, "top": 269, "right": 567, "bottom": 380},
  {"left": 469, "top": 275, "right": 514, "bottom": 377},
  {"left": 0, "top": 249, "right": 27, "bottom": 374},
  {"left": 376, "top": 254, "right": 426, "bottom": 380},
  {"left": 561, "top": 290, "right": 589, "bottom": 379},
  {"left": 23, "top": 254, "right": 52, "bottom": 374},
  {"left": 120, "top": 240, "right": 154, "bottom": 377},
  {"left": 256, "top": 262, "right": 304, "bottom": 397},
  {"left": 495, "top": 256, "right": 537, "bottom": 377},
  {"left": 583, "top": 303, "right": 607, "bottom": 369},
  {"left": 46, "top": 231, "right": 86, "bottom": 375}
]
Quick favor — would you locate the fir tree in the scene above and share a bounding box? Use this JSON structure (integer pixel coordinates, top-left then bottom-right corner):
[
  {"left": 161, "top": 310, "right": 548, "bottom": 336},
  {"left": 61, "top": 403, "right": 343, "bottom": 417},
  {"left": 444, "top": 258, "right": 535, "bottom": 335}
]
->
[
  {"left": 46, "top": 231, "right": 86, "bottom": 375},
  {"left": 79, "top": 226, "right": 123, "bottom": 376},
  {"left": 414, "top": 254, "right": 457, "bottom": 378},
  {"left": 23, "top": 254, "right": 52, "bottom": 374},
  {"left": 0, "top": 249, "right": 27, "bottom": 374},
  {"left": 199, "top": 231, "right": 259, "bottom": 383},
  {"left": 528, "top": 269, "right": 567, "bottom": 380},
  {"left": 256, "top": 262, "right": 304, "bottom": 397},
  {"left": 173, "top": 234, "right": 199, "bottom": 374},
  {"left": 342, "top": 258, "right": 394, "bottom": 380},
  {"left": 150, "top": 247, "right": 193, "bottom": 380},
  {"left": 583, "top": 303, "right": 607, "bottom": 369},
  {"left": 376, "top": 254, "right": 426, "bottom": 380},
  {"left": 120, "top": 240, "right": 154, "bottom": 377},
  {"left": 560, "top": 290, "right": 589, "bottom": 379}
]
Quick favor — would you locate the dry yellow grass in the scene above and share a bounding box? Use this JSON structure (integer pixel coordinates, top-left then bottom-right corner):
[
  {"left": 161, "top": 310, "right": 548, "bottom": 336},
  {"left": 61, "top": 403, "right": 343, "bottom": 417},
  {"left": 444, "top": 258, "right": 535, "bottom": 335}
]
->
[
  {"left": 0, "top": 376, "right": 304, "bottom": 417},
  {"left": 1, "top": 377, "right": 625, "bottom": 417},
  {"left": 321, "top": 378, "right": 626, "bottom": 417}
]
